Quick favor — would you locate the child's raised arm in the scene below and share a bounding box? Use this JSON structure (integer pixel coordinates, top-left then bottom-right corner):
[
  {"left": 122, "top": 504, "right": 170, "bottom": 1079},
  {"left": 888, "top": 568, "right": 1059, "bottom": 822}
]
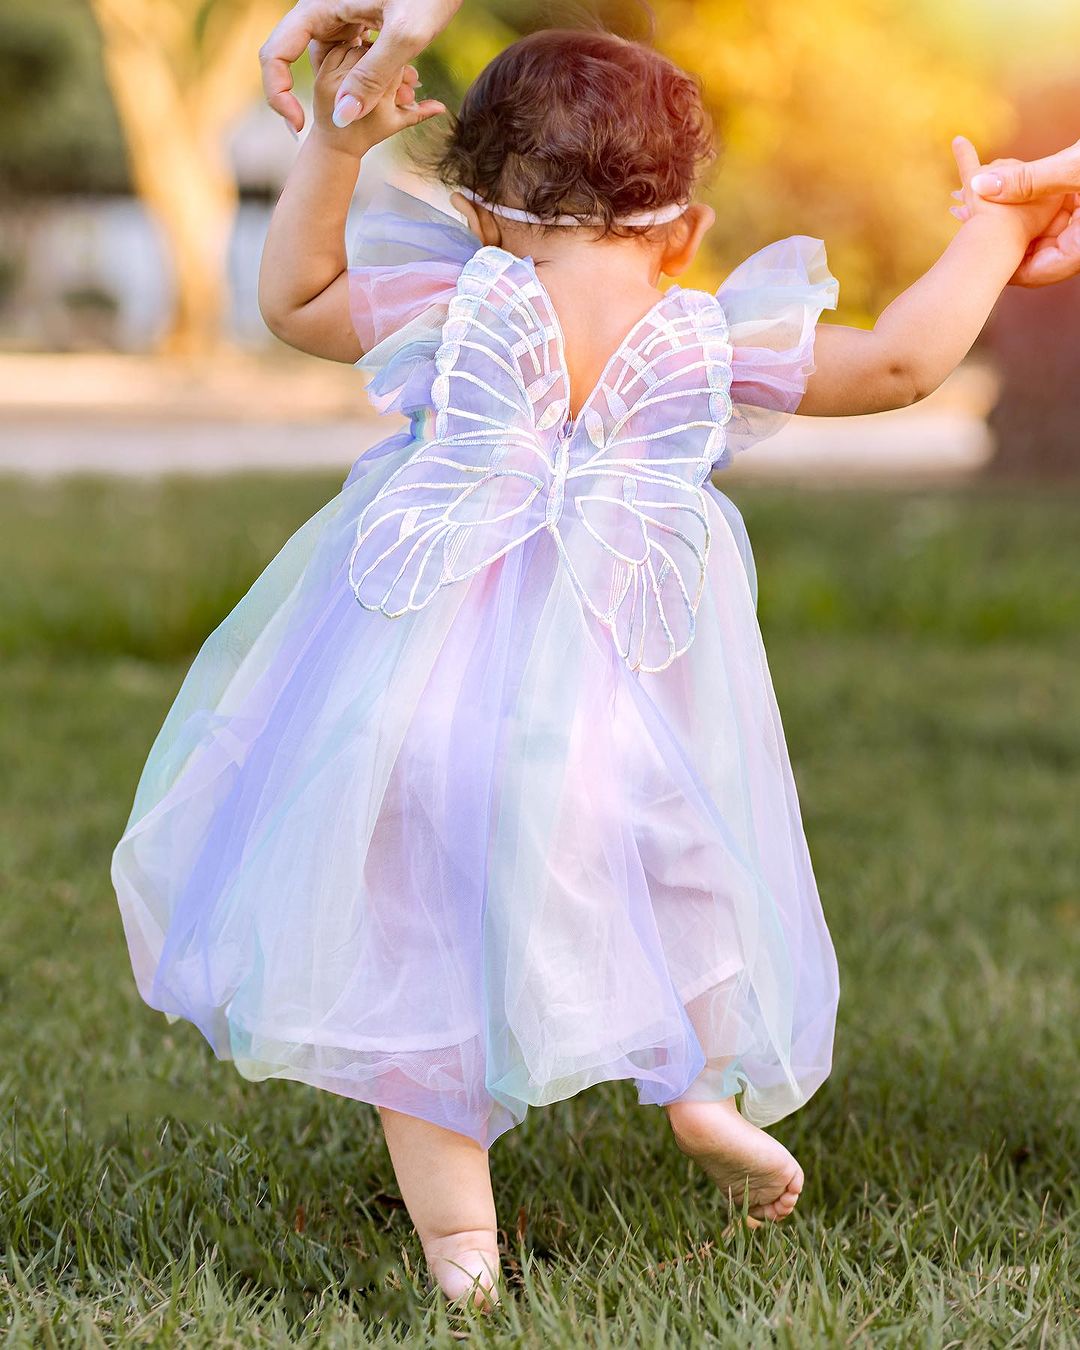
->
[
  {"left": 798, "top": 138, "right": 1064, "bottom": 417},
  {"left": 258, "top": 43, "right": 444, "bottom": 363}
]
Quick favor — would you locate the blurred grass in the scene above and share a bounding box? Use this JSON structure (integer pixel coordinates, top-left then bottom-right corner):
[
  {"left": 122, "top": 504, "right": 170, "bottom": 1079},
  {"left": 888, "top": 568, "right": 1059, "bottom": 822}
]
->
[
  {"left": 3, "top": 475, "right": 1080, "bottom": 660},
  {"left": 1, "top": 473, "right": 1078, "bottom": 1346}
]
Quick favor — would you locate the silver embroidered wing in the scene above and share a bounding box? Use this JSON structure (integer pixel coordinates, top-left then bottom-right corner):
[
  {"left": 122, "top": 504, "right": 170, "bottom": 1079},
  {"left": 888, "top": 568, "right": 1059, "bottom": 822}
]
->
[
  {"left": 348, "top": 249, "right": 566, "bottom": 616},
  {"left": 551, "top": 295, "right": 733, "bottom": 671},
  {"left": 348, "top": 247, "right": 734, "bottom": 672}
]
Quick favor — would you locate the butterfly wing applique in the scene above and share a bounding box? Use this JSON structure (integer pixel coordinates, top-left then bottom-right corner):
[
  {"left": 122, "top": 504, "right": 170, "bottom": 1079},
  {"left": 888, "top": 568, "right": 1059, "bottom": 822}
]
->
[
  {"left": 551, "top": 294, "right": 734, "bottom": 673},
  {"left": 348, "top": 247, "right": 568, "bottom": 617},
  {"left": 348, "top": 252, "right": 734, "bottom": 673}
]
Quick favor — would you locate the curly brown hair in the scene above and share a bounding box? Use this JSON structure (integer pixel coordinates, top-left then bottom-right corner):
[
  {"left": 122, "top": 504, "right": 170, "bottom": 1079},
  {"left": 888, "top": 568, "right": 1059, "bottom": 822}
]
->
[{"left": 428, "top": 28, "right": 715, "bottom": 237}]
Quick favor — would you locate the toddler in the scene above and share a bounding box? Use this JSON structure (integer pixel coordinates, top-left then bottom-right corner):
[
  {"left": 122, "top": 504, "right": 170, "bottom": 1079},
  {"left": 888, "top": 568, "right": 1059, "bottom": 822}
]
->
[{"left": 113, "top": 28, "right": 1061, "bottom": 1309}]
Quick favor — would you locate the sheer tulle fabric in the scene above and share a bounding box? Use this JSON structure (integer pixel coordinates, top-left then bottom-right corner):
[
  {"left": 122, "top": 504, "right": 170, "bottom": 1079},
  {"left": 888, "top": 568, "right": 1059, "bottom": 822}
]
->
[{"left": 112, "top": 187, "right": 840, "bottom": 1145}]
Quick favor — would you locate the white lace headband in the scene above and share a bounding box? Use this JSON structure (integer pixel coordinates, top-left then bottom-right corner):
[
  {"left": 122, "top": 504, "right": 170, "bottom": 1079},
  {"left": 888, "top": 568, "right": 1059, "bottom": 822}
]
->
[{"left": 456, "top": 187, "right": 689, "bottom": 229}]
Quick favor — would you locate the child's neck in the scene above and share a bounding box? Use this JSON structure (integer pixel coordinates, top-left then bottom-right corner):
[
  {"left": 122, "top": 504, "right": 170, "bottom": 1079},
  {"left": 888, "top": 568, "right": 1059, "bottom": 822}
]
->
[{"left": 494, "top": 223, "right": 665, "bottom": 300}]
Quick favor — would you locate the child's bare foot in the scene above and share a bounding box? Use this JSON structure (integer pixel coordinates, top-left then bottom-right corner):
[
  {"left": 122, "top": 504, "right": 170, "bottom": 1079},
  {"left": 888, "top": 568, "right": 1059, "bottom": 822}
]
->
[
  {"left": 421, "top": 1228, "right": 501, "bottom": 1308},
  {"left": 665, "top": 1097, "right": 804, "bottom": 1224}
]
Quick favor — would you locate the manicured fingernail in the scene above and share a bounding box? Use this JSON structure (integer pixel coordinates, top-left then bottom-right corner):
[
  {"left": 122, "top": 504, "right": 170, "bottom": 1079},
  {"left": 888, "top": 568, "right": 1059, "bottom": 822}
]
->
[
  {"left": 287, "top": 123, "right": 300, "bottom": 142},
  {"left": 971, "top": 172, "right": 1003, "bottom": 196},
  {"left": 333, "top": 94, "right": 361, "bottom": 127},
  {"left": 949, "top": 206, "right": 964, "bottom": 220}
]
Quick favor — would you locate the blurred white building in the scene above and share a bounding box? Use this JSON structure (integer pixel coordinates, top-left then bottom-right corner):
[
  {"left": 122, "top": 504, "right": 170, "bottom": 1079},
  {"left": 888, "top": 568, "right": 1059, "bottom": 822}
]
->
[{"left": 0, "top": 101, "right": 445, "bottom": 353}]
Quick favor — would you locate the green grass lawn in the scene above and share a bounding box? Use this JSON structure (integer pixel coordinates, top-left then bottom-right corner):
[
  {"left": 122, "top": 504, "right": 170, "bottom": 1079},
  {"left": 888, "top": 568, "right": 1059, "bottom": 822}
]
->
[{"left": 1, "top": 473, "right": 1078, "bottom": 1347}]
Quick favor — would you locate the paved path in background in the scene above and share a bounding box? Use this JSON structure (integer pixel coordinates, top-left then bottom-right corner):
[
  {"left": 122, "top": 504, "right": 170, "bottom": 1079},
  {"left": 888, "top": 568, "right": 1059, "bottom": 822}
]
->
[
  {"left": 0, "top": 353, "right": 997, "bottom": 481},
  {"left": 0, "top": 415, "right": 379, "bottom": 477},
  {"left": 0, "top": 408, "right": 994, "bottom": 481}
]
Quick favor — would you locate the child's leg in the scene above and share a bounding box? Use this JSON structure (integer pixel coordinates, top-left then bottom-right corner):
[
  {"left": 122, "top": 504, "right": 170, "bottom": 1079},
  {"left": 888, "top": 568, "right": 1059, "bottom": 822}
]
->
[
  {"left": 377, "top": 1106, "right": 500, "bottom": 1307},
  {"left": 665, "top": 1096, "right": 803, "bottom": 1225}
]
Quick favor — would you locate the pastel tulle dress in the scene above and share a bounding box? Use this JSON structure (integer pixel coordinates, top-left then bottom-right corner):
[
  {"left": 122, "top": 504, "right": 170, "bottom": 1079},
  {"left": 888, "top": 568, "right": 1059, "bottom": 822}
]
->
[{"left": 112, "top": 186, "right": 841, "bottom": 1147}]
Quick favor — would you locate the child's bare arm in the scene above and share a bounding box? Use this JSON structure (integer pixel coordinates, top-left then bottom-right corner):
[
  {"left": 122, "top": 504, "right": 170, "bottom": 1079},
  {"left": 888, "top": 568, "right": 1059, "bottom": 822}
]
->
[
  {"left": 799, "top": 140, "right": 1063, "bottom": 417},
  {"left": 259, "top": 134, "right": 365, "bottom": 362},
  {"left": 258, "top": 43, "right": 444, "bottom": 363}
]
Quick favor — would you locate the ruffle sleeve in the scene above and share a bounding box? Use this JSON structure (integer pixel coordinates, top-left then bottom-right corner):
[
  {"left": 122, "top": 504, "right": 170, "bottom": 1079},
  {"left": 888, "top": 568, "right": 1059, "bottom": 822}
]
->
[
  {"left": 715, "top": 237, "right": 839, "bottom": 460},
  {"left": 347, "top": 185, "right": 480, "bottom": 414}
]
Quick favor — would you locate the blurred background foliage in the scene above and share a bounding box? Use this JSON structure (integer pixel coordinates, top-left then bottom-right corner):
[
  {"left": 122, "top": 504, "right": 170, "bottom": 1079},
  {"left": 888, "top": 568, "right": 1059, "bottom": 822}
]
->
[
  {"left": 1, "top": 0, "right": 1079, "bottom": 468},
  {"left": 0, "top": 0, "right": 126, "bottom": 194},
  {"left": 4, "top": 0, "right": 1079, "bottom": 314},
  {"left": 660, "top": 0, "right": 1009, "bottom": 315}
]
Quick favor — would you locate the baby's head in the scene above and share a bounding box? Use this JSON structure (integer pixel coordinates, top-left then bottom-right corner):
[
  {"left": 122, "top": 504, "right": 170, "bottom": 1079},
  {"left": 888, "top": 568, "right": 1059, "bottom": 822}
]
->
[{"left": 431, "top": 29, "right": 714, "bottom": 244}]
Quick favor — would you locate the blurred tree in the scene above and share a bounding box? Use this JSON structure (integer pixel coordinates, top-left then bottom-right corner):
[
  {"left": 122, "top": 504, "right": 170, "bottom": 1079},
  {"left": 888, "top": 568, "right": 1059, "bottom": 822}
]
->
[
  {"left": 984, "top": 78, "right": 1080, "bottom": 479},
  {"left": 88, "top": 0, "right": 282, "bottom": 354},
  {"left": 81, "top": 0, "right": 573, "bottom": 355},
  {"left": 660, "top": 0, "right": 1013, "bottom": 318}
]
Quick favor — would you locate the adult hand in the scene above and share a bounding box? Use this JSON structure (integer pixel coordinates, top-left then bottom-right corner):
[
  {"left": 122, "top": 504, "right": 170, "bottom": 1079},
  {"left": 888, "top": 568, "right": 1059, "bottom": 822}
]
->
[
  {"left": 951, "top": 135, "right": 1080, "bottom": 287},
  {"left": 970, "top": 138, "right": 1080, "bottom": 203},
  {"left": 260, "top": 0, "right": 463, "bottom": 133}
]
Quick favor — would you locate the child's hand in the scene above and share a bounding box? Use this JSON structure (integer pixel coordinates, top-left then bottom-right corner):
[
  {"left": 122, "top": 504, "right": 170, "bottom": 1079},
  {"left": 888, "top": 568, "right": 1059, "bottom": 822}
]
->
[
  {"left": 311, "top": 40, "right": 445, "bottom": 156},
  {"left": 949, "top": 136, "right": 1065, "bottom": 243}
]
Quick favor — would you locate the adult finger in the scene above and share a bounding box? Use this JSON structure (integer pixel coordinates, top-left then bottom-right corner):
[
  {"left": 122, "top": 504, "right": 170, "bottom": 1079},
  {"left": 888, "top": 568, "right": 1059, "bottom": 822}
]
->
[
  {"left": 1059, "top": 207, "right": 1080, "bottom": 256},
  {"left": 332, "top": 23, "right": 430, "bottom": 125},
  {"left": 260, "top": 9, "right": 315, "bottom": 131},
  {"left": 1038, "top": 203, "right": 1075, "bottom": 240},
  {"left": 1012, "top": 208, "right": 1080, "bottom": 285},
  {"left": 260, "top": 6, "right": 374, "bottom": 130},
  {"left": 972, "top": 140, "right": 1080, "bottom": 201},
  {"left": 1013, "top": 246, "right": 1080, "bottom": 286}
]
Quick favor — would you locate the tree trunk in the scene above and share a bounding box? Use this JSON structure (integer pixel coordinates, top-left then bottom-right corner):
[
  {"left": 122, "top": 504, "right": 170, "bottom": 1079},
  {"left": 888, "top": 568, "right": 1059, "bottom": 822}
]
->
[{"left": 88, "top": 0, "right": 280, "bottom": 356}]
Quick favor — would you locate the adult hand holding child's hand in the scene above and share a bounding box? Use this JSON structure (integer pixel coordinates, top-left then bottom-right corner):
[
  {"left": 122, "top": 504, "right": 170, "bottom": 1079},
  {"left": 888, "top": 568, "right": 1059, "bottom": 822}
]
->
[
  {"left": 261, "top": 0, "right": 463, "bottom": 133},
  {"left": 950, "top": 134, "right": 1080, "bottom": 287},
  {"left": 311, "top": 40, "right": 445, "bottom": 154}
]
